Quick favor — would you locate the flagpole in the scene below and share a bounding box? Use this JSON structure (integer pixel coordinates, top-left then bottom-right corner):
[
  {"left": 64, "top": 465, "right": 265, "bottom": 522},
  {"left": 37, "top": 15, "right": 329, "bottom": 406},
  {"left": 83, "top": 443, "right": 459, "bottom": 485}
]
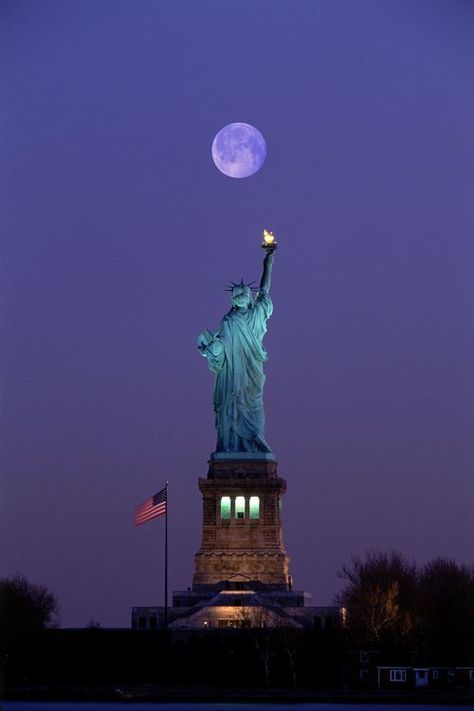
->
[{"left": 164, "top": 480, "right": 168, "bottom": 629}]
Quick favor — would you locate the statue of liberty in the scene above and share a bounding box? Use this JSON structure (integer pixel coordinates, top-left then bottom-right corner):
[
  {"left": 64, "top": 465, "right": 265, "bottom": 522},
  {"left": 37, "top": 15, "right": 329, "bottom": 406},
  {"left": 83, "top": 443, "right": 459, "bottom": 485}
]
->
[{"left": 198, "top": 234, "right": 277, "bottom": 455}]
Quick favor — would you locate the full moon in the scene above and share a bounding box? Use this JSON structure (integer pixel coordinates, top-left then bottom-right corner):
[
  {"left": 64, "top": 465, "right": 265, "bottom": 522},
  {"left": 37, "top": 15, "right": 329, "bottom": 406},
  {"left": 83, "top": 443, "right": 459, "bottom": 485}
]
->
[{"left": 212, "top": 122, "right": 267, "bottom": 178}]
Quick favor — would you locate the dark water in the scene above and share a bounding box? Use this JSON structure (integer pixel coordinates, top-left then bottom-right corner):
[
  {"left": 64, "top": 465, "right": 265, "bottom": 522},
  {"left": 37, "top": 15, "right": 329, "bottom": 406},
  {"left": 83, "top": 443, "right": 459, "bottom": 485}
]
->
[{"left": 0, "top": 704, "right": 470, "bottom": 711}]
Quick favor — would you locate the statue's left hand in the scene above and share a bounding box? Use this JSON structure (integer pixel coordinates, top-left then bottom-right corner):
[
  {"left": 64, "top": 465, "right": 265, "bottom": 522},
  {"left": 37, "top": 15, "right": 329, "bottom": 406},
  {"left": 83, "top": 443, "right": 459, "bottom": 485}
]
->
[
  {"left": 207, "top": 336, "right": 224, "bottom": 358},
  {"left": 198, "top": 330, "right": 224, "bottom": 361},
  {"left": 197, "top": 329, "right": 214, "bottom": 351}
]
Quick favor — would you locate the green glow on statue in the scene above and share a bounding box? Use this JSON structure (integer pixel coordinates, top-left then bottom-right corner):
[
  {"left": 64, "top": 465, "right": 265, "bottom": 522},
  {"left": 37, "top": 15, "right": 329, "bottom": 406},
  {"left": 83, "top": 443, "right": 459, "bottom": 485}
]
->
[{"left": 197, "top": 236, "right": 277, "bottom": 455}]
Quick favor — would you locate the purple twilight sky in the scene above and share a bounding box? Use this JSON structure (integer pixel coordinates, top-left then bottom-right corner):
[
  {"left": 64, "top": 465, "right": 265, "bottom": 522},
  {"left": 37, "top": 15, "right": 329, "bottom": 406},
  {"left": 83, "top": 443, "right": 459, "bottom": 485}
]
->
[{"left": 1, "top": 0, "right": 473, "bottom": 627}]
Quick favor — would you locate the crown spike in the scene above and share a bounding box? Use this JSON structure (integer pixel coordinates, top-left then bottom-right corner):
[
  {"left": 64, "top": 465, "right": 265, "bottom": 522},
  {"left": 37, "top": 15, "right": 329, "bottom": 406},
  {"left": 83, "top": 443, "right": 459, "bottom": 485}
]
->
[{"left": 223, "top": 279, "right": 257, "bottom": 294}]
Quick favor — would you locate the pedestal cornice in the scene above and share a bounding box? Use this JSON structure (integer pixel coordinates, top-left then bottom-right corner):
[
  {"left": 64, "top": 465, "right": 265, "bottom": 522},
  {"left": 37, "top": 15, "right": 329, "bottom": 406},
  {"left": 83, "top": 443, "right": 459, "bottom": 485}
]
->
[{"left": 207, "top": 457, "right": 279, "bottom": 479}]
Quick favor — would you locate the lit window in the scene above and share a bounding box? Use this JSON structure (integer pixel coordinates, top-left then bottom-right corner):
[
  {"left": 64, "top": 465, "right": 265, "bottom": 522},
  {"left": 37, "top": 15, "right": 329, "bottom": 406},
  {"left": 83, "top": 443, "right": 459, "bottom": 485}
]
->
[
  {"left": 220, "top": 496, "right": 231, "bottom": 519},
  {"left": 249, "top": 496, "right": 260, "bottom": 519},
  {"left": 235, "top": 496, "right": 245, "bottom": 519},
  {"left": 389, "top": 669, "right": 406, "bottom": 682}
]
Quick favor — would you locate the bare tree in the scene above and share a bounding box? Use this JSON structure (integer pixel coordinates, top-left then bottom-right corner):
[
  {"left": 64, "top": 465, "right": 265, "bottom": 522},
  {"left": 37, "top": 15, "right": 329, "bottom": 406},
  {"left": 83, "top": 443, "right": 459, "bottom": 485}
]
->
[
  {"left": 0, "top": 574, "right": 59, "bottom": 634},
  {"left": 336, "top": 551, "right": 417, "bottom": 644},
  {"left": 233, "top": 604, "right": 281, "bottom": 687},
  {"left": 277, "top": 627, "right": 301, "bottom": 688}
]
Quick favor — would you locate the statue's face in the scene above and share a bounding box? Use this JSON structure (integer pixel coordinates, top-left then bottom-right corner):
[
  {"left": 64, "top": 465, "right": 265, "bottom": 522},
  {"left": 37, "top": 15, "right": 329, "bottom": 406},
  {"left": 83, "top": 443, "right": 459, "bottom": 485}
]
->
[{"left": 232, "top": 286, "right": 251, "bottom": 309}]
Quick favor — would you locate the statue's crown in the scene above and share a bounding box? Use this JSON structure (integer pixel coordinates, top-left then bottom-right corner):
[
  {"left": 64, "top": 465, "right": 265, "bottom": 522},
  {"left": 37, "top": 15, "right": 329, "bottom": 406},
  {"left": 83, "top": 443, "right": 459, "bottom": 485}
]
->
[{"left": 225, "top": 278, "right": 258, "bottom": 294}]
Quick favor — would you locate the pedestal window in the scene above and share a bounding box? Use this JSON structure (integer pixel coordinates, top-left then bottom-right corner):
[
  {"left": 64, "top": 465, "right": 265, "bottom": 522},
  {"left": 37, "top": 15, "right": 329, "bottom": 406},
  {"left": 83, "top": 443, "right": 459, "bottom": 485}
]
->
[
  {"left": 235, "top": 496, "right": 245, "bottom": 519},
  {"left": 220, "top": 496, "right": 231, "bottom": 519},
  {"left": 249, "top": 496, "right": 260, "bottom": 519}
]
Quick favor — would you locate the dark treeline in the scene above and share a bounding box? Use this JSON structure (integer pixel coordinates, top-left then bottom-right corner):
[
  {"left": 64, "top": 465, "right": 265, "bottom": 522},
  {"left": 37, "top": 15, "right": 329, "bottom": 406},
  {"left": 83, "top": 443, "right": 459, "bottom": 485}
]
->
[{"left": 1, "top": 552, "right": 473, "bottom": 690}]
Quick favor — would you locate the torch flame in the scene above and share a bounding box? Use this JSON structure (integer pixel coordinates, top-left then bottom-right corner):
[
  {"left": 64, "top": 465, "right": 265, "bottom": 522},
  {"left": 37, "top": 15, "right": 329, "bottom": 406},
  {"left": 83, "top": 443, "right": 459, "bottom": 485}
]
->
[{"left": 263, "top": 229, "right": 275, "bottom": 245}]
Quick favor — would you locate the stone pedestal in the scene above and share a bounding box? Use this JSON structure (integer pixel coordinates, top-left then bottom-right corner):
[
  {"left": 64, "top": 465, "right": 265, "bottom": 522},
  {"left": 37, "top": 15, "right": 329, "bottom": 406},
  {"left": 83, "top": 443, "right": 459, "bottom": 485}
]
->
[
  {"left": 132, "top": 454, "right": 337, "bottom": 629},
  {"left": 192, "top": 456, "right": 291, "bottom": 591}
]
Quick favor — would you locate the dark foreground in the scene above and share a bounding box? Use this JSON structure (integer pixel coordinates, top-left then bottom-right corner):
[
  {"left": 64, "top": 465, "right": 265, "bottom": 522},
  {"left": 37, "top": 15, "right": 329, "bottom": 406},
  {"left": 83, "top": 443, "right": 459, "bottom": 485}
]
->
[
  {"left": 3, "top": 686, "right": 474, "bottom": 705},
  {"left": 1, "top": 703, "right": 474, "bottom": 711},
  {"left": 2, "top": 628, "right": 473, "bottom": 706}
]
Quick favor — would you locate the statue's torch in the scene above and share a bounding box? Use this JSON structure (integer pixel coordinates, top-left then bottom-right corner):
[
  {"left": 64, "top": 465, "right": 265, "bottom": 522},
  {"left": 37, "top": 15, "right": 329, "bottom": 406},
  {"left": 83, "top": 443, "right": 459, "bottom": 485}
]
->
[{"left": 262, "top": 229, "right": 277, "bottom": 251}]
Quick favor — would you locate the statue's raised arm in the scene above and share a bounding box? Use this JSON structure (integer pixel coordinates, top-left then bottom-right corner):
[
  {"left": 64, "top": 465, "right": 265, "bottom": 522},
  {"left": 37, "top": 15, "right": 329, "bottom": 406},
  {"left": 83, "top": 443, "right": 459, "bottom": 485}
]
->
[
  {"left": 259, "top": 239, "right": 277, "bottom": 293},
  {"left": 197, "top": 231, "right": 278, "bottom": 456}
]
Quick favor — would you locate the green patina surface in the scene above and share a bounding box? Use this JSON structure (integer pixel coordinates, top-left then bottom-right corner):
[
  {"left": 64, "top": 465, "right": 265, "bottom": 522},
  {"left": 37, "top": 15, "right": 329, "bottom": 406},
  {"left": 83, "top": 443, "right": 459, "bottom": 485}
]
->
[{"left": 198, "top": 246, "right": 276, "bottom": 455}]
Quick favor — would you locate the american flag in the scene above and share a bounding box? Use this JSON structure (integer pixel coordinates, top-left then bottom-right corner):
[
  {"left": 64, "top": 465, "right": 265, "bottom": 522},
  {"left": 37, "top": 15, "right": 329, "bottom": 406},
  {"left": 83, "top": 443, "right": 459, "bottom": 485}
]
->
[{"left": 134, "top": 486, "right": 167, "bottom": 526}]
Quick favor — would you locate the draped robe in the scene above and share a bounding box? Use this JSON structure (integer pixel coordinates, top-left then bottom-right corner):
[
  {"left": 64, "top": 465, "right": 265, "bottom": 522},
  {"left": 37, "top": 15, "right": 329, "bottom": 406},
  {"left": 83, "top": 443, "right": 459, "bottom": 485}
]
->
[{"left": 203, "top": 290, "right": 273, "bottom": 453}]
